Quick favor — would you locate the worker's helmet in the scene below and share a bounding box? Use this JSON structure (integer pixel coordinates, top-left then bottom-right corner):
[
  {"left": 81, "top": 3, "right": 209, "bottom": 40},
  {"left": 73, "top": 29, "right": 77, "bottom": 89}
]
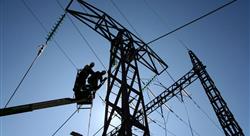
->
[
  {"left": 101, "top": 70, "right": 106, "bottom": 75},
  {"left": 90, "top": 62, "right": 95, "bottom": 67}
]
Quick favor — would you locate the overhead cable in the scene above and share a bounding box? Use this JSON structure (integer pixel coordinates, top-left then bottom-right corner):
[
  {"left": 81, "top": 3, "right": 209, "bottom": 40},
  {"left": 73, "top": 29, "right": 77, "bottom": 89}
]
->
[
  {"left": 143, "top": 0, "right": 190, "bottom": 51},
  {"left": 4, "top": 0, "right": 48, "bottom": 108},
  {"left": 21, "top": 0, "right": 47, "bottom": 34},
  {"left": 163, "top": 70, "right": 223, "bottom": 134},
  {"left": 56, "top": 0, "right": 107, "bottom": 70},
  {"left": 183, "top": 100, "right": 194, "bottom": 136},
  {"left": 51, "top": 108, "right": 79, "bottom": 136},
  {"left": 148, "top": 117, "right": 177, "bottom": 136},
  {"left": 109, "top": 0, "right": 142, "bottom": 39},
  {"left": 87, "top": 106, "right": 93, "bottom": 136},
  {"left": 160, "top": 106, "right": 168, "bottom": 136},
  {"left": 188, "top": 95, "right": 223, "bottom": 133},
  {"left": 4, "top": 0, "right": 78, "bottom": 107},
  {"left": 147, "top": 0, "right": 238, "bottom": 45},
  {"left": 4, "top": 48, "right": 39, "bottom": 108},
  {"left": 148, "top": 80, "right": 201, "bottom": 136},
  {"left": 22, "top": 0, "right": 77, "bottom": 69}
]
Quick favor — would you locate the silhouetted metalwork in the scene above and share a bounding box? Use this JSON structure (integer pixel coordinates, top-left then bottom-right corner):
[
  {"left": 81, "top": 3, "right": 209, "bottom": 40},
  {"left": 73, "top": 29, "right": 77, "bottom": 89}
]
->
[
  {"left": 107, "top": 68, "right": 199, "bottom": 135},
  {"left": 107, "top": 50, "right": 245, "bottom": 136},
  {"left": 64, "top": 0, "right": 245, "bottom": 135},
  {"left": 66, "top": 0, "right": 168, "bottom": 75},
  {"left": 66, "top": 0, "right": 168, "bottom": 135},
  {"left": 142, "top": 69, "right": 198, "bottom": 116},
  {"left": 0, "top": 98, "right": 91, "bottom": 117},
  {"left": 189, "top": 50, "right": 244, "bottom": 136},
  {"left": 70, "top": 131, "right": 83, "bottom": 136},
  {"left": 0, "top": 1, "right": 244, "bottom": 136}
]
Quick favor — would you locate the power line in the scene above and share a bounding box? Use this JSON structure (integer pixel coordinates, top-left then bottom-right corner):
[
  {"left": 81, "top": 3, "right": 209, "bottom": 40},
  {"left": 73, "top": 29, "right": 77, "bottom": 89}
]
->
[
  {"left": 166, "top": 68, "right": 223, "bottom": 133},
  {"left": 56, "top": 0, "right": 107, "bottom": 70},
  {"left": 51, "top": 108, "right": 79, "bottom": 136},
  {"left": 67, "top": 15, "right": 107, "bottom": 70},
  {"left": 3, "top": 0, "right": 47, "bottom": 107},
  {"left": 183, "top": 100, "right": 194, "bottom": 136},
  {"left": 177, "top": 39, "right": 189, "bottom": 51},
  {"left": 147, "top": 0, "right": 238, "bottom": 45},
  {"left": 143, "top": 0, "right": 167, "bottom": 26},
  {"left": 143, "top": 77, "right": 198, "bottom": 135},
  {"left": 148, "top": 117, "right": 177, "bottom": 136},
  {"left": 188, "top": 95, "right": 224, "bottom": 133},
  {"left": 143, "top": 0, "right": 190, "bottom": 51},
  {"left": 92, "top": 125, "right": 103, "bottom": 136},
  {"left": 4, "top": 44, "right": 47, "bottom": 107},
  {"left": 4, "top": 0, "right": 78, "bottom": 106},
  {"left": 147, "top": 87, "right": 201, "bottom": 136},
  {"left": 51, "top": 95, "right": 97, "bottom": 136},
  {"left": 153, "top": 77, "right": 201, "bottom": 135},
  {"left": 166, "top": 71, "right": 194, "bottom": 135},
  {"left": 0, "top": 1, "right": 4, "bottom": 134},
  {"left": 109, "top": 0, "right": 142, "bottom": 39},
  {"left": 51, "top": 0, "right": 235, "bottom": 135},
  {"left": 160, "top": 106, "right": 168, "bottom": 136},
  {"left": 53, "top": 40, "right": 78, "bottom": 69},
  {"left": 165, "top": 110, "right": 171, "bottom": 136},
  {"left": 87, "top": 106, "right": 93, "bottom": 136},
  {"left": 163, "top": 70, "right": 223, "bottom": 134},
  {"left": 22, "top": 0, "right": 77, "bottom": 69},
  {"left": 21, "top": 0, "right": 47, "bottom": 34},
  {"left": 4, "top": 51, "right": 38, "bottom": 108}
]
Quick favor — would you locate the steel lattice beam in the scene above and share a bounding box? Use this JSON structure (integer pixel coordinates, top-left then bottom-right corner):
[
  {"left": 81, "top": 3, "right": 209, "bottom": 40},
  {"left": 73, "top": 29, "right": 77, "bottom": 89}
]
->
[
  {"left": 189, "top": 50, "right": 244, "bottom": 136},
  {"left": 107, "top": 68, "right": 198, "bottom": 135},
  {"left": 65, "top": 0, "right": 168, "bottom": 135},
  {"left": 66, "top": 0, "right": 168, "bottom": 75},
  {"left": 141, "top": 69, "right": 198, "bottom": 117}
]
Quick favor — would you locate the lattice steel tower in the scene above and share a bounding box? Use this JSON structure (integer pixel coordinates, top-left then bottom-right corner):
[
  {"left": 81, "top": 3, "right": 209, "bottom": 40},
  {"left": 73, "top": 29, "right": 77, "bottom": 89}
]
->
[
  {"left": 66, "top": 0, "right": 168, "bottom": 135},
  {"left": 189, "top": 50, "right": 244, "bottom": 136}
]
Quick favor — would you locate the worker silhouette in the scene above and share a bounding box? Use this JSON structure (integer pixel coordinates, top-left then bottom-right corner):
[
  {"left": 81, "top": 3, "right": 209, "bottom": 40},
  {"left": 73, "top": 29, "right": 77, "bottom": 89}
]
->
[
  {"left": 73, "top": 62, "right": 95, "bottom": 100},
  {"left": 126, "top": 38, "right": 136, "bottom": 62},
  {"left": 111, "top": 30, "right": 124, "bottom": 66},
  {"left": 87, "top": 70, "right": 107, "bottom": 97},
  {"left": 78, "top": 62, "right": 95, "bottom": 89}
]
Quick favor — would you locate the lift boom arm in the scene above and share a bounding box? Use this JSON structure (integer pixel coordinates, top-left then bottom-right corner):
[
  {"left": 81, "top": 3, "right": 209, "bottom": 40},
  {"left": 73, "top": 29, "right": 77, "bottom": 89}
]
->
[{"left": 0, "top": 98, "right": 90, "bottom": 117}]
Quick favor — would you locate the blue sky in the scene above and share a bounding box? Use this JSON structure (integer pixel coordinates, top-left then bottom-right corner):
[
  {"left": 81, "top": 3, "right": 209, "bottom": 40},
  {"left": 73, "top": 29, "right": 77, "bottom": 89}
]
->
[{"left": 0, "top": 0, "right": 249, "bottom": 136}]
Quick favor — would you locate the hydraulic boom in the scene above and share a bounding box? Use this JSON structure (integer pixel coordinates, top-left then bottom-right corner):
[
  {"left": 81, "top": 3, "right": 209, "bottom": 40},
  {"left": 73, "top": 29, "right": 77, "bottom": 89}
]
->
[{"left": 0, "top": 98, "right": 91, "bottom": 117}]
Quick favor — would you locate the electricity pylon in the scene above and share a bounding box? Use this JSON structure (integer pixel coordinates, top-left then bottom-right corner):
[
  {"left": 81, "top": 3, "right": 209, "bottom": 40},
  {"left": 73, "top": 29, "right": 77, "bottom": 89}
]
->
[{"left": 66, "top": 0, "right": 168, "bottom": 135}]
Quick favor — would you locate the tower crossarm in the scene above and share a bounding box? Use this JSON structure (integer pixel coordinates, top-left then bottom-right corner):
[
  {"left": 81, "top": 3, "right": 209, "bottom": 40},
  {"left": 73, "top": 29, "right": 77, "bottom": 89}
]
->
[
  {"left": 137, "top": 68, "right": 198, "bottom": 117},
  {"left": 189, "top": 50, "right": 244, "bottom": 136},
  {"left": 66, "top": 0, "right": 167, "bottom": 75},
  {"left": 107, "top": 68, "right": 198, "bottom": 135}
]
